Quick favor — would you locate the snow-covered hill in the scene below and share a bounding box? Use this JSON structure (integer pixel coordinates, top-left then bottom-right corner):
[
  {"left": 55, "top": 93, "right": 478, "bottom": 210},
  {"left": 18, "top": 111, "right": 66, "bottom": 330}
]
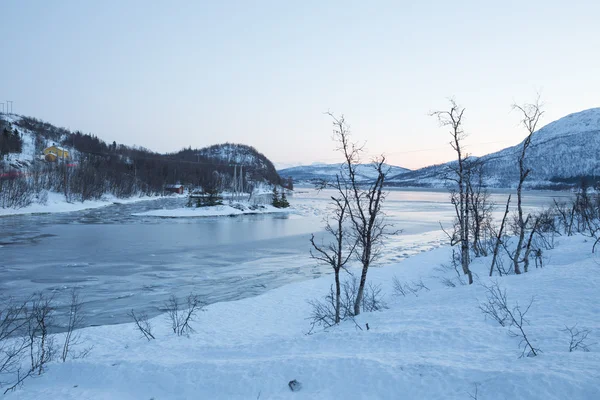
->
[
  {"left": 176, "top": 143, "right": 283, "bottom": 185},
  {"left": 388, "top": 107, "right": 600, "bottom": 188},
  {"left": 0, "top": 113, "right": 77, "bottom": 170},
  {"left": 278, "top": 162, "right": 410, "bottom": 182}
]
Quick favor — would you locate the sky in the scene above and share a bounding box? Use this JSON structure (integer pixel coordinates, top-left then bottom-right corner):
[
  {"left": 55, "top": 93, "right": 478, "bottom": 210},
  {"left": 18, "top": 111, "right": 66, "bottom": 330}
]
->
[{"left": 1, "top": 0, "right": 599, "bottom": 170}]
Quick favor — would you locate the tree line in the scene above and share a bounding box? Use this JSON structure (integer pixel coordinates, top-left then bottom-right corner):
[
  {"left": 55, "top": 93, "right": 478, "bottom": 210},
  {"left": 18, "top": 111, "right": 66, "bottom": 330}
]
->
[{"left": 0, "top": 115, "right": 286, "bottom": 208}]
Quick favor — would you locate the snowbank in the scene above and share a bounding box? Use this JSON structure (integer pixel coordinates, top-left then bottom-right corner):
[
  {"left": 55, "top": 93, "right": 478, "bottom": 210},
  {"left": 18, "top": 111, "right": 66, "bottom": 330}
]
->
[
  {"left": 0, "top": 192, "right": 178, "bottom": 217},
  {"left": 132, "top": 203, "right": 294, "bottom": 218},
  {"left": 6, "top": 235, "right": 599, "bottom": 399}
]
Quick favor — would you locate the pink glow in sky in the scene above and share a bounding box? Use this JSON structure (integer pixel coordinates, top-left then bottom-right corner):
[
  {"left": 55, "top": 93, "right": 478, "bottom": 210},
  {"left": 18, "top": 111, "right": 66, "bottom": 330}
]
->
[{"left": 1, "top": 1, "right": 599, "bottom": 169}]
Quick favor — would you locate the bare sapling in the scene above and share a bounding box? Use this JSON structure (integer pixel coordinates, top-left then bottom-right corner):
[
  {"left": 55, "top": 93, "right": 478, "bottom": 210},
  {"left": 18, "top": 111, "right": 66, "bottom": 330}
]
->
[
  {"left": 61, "top": 289, "right": 85, "bottom": 362},
  {"left": 479, "top": 282, "right": 540, "bottom": 357},
  {"left": 0, "top": 297, "right": 30, "bottom": 393},
  {"left": 310, "top": 175, "right": 355, "bottom": 325},
  {"left": 490, "top": 195, "right": 511, "bottom": 276},
  {"left": 326, "top": 112, "right": 393, "bottom": 315},
  {"left": 466, "top": 161, "right": 493, "bottom": 257},
  {"left": 128, "top": 309, "right": 155, "bottom": 341},
  {"left": 431, "top": 99, "right": 473, "bottom": 284},
  {"left": 561, "top": 324, "right": 594, "bottom": 352},
  {"left": 165, "top": 294, "right": 204, "bottom": 336},
  {"left": 511, "top": 95, "right": 544, "bottom": 274},
  {"left": 27, "top": 293, "right": 56, "bottom": 376}
]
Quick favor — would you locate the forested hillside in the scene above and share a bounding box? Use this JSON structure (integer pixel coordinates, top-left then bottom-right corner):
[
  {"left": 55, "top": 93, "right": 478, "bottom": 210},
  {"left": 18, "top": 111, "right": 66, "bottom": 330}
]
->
[{"left": 0, "top": 114, "right": 284, "bottom": 208}]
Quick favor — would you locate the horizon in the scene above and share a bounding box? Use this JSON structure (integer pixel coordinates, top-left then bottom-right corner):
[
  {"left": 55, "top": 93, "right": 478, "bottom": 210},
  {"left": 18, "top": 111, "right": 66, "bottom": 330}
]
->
[{"left": 1, "top": 1, "right": 599, "bottom": 169}]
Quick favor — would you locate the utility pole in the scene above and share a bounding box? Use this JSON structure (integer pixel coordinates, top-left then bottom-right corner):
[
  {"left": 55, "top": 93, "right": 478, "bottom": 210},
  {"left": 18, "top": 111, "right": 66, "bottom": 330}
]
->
[
  {"left": 238, "top": 165, "right": 244, "bottom": 200},
  {"left": 232, "top": 165, "right": 237, "bottom": 202},
  {"left": 0, "top": 103, "right": 4, "bottom": 114},
  {"left": 64, "top": 149, "right": 68, "bottom": 201}
]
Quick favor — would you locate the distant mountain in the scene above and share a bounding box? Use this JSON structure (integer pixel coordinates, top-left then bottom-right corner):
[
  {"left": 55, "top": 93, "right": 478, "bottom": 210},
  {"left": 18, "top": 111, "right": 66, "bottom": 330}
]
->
[
  {"left": 278, "top": 163, "right": 410, "bottom": 182},
  {"left": 388, "top": 108, "right": 600, "bottom": 189}
]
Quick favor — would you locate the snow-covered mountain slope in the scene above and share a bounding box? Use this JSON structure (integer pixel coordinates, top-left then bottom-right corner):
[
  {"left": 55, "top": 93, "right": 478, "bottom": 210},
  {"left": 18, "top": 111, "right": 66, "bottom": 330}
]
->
[
  {"left": 389, "top": 107, "right": 600, "bottom": 188},
  {"left": 278, "top": 162, "right": 410, "bottom": 182},
  {"left": 0, "top": 114, "right": 48, "bottom": 170}
]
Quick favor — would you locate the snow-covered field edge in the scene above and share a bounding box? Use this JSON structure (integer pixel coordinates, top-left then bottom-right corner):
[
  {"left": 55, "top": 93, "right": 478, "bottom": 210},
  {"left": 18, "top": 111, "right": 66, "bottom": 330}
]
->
[
  {"left": 5, "top": 235, "right": 599, "bottom": 399},
  {"left": 0, "top": 192, "right": 184, "bottom": 217}
]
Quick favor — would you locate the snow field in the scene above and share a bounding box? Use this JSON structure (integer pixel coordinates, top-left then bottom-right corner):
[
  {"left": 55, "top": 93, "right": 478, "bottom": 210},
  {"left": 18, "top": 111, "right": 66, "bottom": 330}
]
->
[
  {"left": 0, "top": 192, "right": 181, "bottom": 217},
  {"left": 6, "top": 235, "right": 600, "bottom": 399}
]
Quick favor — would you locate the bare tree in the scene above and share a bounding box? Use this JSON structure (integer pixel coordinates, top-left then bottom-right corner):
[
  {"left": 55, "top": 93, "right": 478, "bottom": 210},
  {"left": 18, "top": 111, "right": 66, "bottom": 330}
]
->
[
  {"left": 165, "top": 294, "right": 204, "bottom": 336},
  {"left": 511, "top": 95, "right": 544, "bottom": 274},
  {"left": 307, "top": 276, "right": 385, "bottom": 333},
  {"left": 324, "top": 113, "right": 392, "bottom": 315},
  {"left": 466, "top": 160, "right": 493, "bottom": 257},
  {"left": 0, "top": 297, "right": 31, "bottom": 392},
  {"left": 310, "top": 175, "right": 356, "bottom": 324},
  {"left": 561, "top": 324, "right": 593, "bottom": 352},
  {"left": 61, "top": 289, "right": 85, "bottom": 362},
  {"left": 490, "top": 195, "right": 511, "bottom": 276},
  {"left": 431, "top": 99, "right": 473, "bottom": 284},
  {"left": 479, "top": 282, "right": 540, "bottom": 357},
  {"left": 128, "top": 310, "right": 155, "bottom": 341}
]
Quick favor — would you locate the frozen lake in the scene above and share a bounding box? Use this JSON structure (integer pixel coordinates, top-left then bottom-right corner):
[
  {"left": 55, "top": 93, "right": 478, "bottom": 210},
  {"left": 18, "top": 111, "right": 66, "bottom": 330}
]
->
[{"left": 0, "top": 188, "right": 570, "bottom": 327}]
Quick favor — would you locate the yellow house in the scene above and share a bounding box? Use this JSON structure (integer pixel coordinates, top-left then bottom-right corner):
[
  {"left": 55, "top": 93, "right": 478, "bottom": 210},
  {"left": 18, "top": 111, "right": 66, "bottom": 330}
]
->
[{"left": 43, "top": 145, "right": 69, "bottom": 161}]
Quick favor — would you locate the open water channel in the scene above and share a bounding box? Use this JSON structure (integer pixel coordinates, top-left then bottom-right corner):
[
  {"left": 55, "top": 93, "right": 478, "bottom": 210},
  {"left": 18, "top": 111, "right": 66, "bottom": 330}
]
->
[{"left": 0, "top": 188, "right": 570, "bottom": 327}]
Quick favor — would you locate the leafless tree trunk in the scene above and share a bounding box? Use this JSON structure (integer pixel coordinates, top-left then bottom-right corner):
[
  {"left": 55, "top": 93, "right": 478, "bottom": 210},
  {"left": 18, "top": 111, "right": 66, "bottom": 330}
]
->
[
  {"left": 61, "top": 289, "right": 84, "bottom": 362},
  {"left": 431, "top": 99, "right": 473, "bottom": 284},
  {"left": 128, "top": 310, "right": 155, "bottom": 341},
  {"left": 310, "top": 175, "right": 355, "bottom": 324},
  {"left": 326, "top": 113, "right": 392, "bottom": 316},
  {"left": 466, "top": 160, "right": 492, "bottom": 258},
  {"left": 512, "top": 95, "right": 544, "bottom": 274},
  {"left": 26, "top": 294, "right": 55, "bottom": 376},
  {"left": 490, "top": 195, "right": 511, "bottom": 276}
]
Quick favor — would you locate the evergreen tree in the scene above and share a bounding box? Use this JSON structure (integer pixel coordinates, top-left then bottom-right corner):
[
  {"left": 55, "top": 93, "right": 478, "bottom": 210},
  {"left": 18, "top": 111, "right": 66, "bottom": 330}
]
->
[
  {"left": 272, "top": 186, "right": 280, "bottom": 207},
  {"left": 279, "top": 191, "right": 290, "bottom": 208}
]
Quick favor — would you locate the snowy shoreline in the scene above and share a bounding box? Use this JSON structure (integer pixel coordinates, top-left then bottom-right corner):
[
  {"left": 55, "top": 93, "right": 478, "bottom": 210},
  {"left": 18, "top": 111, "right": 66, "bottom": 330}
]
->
[
  {"left": 132, "top": 203, "right": 294, "bottom": 218},
  {"left": 0, "top": 192, "right": 183, "bottom": 217},
  {"left": 7, "top": 234, "right": 599, "bottom": 399}
]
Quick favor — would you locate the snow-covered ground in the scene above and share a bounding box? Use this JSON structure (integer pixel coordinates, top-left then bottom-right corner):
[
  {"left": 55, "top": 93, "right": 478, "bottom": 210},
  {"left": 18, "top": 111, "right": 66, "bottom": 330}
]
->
[
  {"left": 6, "top": 234, "right": 599, "bottom": 399},
  {"left": 0, "top": 192, "right": 181, "bottom": 217},
  {"left": 132, "top": 202, "right": 294, "bottom": 218}
]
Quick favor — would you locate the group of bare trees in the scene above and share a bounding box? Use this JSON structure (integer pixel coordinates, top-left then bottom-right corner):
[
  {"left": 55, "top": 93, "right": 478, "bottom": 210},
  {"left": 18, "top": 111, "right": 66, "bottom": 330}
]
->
[
  {"left": 0, "top": 290, "right": 88, "bottom": 393},
  {"left": 432, "top": 96, "right": 559, "bottom": 281},
  {"left": 309, "top": 113, "right": 392, "bottom": 329},
  {"left": 553, "top": 180, "right": 600, "bottom": 252}
]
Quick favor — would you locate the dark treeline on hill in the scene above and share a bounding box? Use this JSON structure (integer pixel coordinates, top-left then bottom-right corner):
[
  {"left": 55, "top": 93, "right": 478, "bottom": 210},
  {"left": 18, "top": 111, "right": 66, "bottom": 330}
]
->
[
  {"left": 0, "top": 115, "right": 285, "bottom": 208},
  {"left": 0, "top": 119, "right": 23, "bottom": 159}
]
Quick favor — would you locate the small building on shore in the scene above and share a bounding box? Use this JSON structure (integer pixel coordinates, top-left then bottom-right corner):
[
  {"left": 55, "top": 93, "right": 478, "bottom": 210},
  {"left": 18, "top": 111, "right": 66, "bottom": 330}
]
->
[{"left": 165, "top": 184, "right": 185, "bottom": 194}]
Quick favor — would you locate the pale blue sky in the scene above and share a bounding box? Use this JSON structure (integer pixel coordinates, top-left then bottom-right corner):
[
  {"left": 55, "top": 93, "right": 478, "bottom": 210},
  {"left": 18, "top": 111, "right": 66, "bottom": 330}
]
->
[{"left": 1, "top": 0, "right": 598, "bottom": 169}]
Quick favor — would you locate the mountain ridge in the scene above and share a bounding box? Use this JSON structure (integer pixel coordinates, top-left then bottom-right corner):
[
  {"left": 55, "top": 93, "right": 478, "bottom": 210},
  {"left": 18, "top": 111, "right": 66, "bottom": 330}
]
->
[{"left": 282, "top": 107, "right": 600, "bottom": 189}]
